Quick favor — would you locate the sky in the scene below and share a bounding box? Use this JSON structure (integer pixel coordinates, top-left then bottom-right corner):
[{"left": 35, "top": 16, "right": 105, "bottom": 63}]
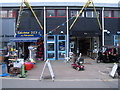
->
[{"left": 0, "top": 0, "right": 120, "bottom": 3}]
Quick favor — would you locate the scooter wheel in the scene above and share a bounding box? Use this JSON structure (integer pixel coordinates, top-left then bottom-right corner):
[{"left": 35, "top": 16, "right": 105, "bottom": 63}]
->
[{"left": 76, "top": 67, "right": 80, "bottom": 71}]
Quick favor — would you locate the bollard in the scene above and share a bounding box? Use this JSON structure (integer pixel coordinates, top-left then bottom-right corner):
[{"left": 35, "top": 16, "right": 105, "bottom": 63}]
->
[
  {"left": 19, "top": 64, "right": 26, "bottom": 78},
  {"left": 0, "top": 63, "right": 9, "bottom": 77}
]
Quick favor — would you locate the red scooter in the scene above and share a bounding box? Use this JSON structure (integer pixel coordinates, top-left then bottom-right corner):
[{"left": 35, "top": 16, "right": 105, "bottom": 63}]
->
[{"left": 71, "top": 53, "right": 84, "bottom": 71}]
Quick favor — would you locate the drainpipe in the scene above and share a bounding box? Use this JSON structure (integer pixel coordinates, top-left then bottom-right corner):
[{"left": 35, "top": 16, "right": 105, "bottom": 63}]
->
[
  {"left": 66, "top": 6, "right": 69, "bottom": 61},
  {"left": 102, "top": 7, "right": 105, "bottom": 47},
  {"left": 44, "top": 6, "right": 46, "bottom": 61}
]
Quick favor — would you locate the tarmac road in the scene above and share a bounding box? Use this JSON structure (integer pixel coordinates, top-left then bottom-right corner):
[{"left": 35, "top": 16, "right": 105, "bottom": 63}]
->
[{"left": 1, "top": 78, "right": 118, "bottom": 88}]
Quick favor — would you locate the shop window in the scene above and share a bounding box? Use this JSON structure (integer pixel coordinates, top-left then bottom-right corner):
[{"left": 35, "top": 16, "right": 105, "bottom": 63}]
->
[{"left": 71, "top": 10, "right": 84, "bottom": 17}]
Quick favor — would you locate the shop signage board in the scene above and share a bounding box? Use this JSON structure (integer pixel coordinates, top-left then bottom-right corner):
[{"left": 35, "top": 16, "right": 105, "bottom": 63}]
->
[
  {"left": 109, "top": 63, "right": 118, "bottom": 78},
  {"left": 16, "top": 30, "right": 43, "bottom": 37},
  {"left": 40, "top": 60, "right": 55, "bottom": 81}
]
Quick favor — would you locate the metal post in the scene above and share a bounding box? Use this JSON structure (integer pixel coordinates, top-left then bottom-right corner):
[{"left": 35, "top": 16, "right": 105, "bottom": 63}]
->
[
  {"left": 102, "top": 7, "right": 105, "bottom": 47},
  {"left": 44, "top": 6, "right": 46, "bottom": 61},
  {"left": 66, "top": 6, "right": 69, "bottom": 62}
]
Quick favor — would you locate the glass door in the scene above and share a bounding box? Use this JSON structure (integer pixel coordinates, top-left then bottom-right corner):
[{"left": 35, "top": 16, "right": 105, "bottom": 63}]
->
[
  {"left": 46, "top": 35, "right": 56, "bottom": 60},
  {"left": 57, "top": 35, "right": 66, "bottom": 60}
]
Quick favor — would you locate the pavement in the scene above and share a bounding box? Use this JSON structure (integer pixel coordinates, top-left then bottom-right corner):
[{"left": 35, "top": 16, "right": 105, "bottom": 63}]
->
[
  {"left": 0, "top": 56, "right": 118, "bottom": 81},
  {"left": 1, "top": 57, "right": 119, "bottom": 88}
]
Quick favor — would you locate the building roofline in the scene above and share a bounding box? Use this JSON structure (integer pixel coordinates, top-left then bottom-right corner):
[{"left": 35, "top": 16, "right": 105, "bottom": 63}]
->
[{"left": 0, "top": 2, "right": 118, "bottom": 8}]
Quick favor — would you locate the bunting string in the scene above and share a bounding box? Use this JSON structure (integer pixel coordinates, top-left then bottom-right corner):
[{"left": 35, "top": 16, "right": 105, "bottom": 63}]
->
[{"left": 47, "top": 0, "right": 102, "bottom": 35}]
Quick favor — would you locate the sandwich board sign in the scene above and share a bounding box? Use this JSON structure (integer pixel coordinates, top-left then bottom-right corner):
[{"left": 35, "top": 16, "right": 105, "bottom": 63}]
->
[
  {"left": 109, "top": 63, "right": 118, "bottom": 78},
  {"left": 40, "top": 60, "right": 55, "bottom": 81}
]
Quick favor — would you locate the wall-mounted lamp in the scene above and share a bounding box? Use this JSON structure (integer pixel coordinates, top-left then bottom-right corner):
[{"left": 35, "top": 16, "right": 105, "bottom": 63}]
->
[
  {"left": 104, "top": 30, "right": 110, "bottom": 34},
  {"left": 60, "top": 31, "right": 64, "bottom": 34},
  {"left": 116, "top": 31, "right": 120, "bottom": 34}
]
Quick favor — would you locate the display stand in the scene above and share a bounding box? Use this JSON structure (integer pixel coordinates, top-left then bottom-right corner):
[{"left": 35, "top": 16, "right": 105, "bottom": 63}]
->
[{"left": 40, "top": 60, "right": 55, "bottom": 81}]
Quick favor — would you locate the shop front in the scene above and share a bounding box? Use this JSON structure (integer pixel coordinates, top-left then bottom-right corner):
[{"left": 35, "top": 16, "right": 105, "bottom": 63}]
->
[
  {"left": 10, "top": 30, "right": 43, "bottom": 62},
  {"left": 70, "top": 31, "right": 101, "bottom": 59}
]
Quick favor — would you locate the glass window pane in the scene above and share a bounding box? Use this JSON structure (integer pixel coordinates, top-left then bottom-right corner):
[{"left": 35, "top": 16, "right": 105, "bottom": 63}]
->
[
  {"left": 48, "top": 53, "right": 54, "bottom": 58},
  {"left": 86, "top": 11, "right": 92, "bottom": 17},
  {"left": 115, "top": 35, "right": 120, "bottom": 40},
  {"left": 71, "top": 11, "right": 77, "bottom": 17},
  {"left": 119, "top": 11, "right": 120, "bottom": 17},
  {"left": 113, "top": 11, "right": 120, "bottom": 17},
  {"left": 59, "top": 41, "right": 65, "bottom": 51},
  {"left": 93, "top": 11, "right": 99, "bottom": 17},
  {"left": 48, "top": 43, "right": 54, "bottom": 51},
  {"left": 48, "top": 36, "right": 54, "bottom": 40},
  {"left": 104, "top": 11, "right": 111, "bottom": 17},
  {"left": 0, "top": 11, "right": 7, "bottom": 18},
  {"left": 57, "top": 10, "right": 66, "bottom": 16},
  {"left": 8, "top": 10, "right": 13, "bottom": 18},
  {"left": 71, "top": 10, "right": 84, "bottom": 17},
  {"left": 59, "top": 52, "right": 65, "bottom": 58},
  {"left": 59, "top": 36, "right": 65, "bottom": 40},
  {"left": 47, "top": 10, "right": 55, "bottom": 17}
]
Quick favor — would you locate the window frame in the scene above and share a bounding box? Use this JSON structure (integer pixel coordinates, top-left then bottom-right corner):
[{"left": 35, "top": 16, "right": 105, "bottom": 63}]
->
[
  {"left": 70, "top": 10, "right": 84, "bottom": 17},
  {"left": 0, "top": 10, "right": 16, "bottom": 18},
  {"left": 46, "top": 9, "right": 66, "bottom": 18},
  {"left": 86, "top": 11, "right": 99, "bottom": 18},
  {"left": 104, "top": 10, "right": 120, "bottom": 18},
  {"left": 114, "top": 35, "right": 120, "bottom": 46}
]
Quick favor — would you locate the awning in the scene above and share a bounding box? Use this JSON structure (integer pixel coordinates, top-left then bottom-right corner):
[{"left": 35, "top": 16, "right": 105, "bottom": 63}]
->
[{"left": 10, "top": 37, "right": 40, "bottom": 42}]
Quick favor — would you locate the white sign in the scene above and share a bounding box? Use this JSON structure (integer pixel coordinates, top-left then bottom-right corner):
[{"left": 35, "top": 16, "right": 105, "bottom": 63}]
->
[
  {"left": 109, "top": 63, "right": 118, "bottom": 78},
  {"left": 40, "top": 60, "right": 55, "bottom": 81}
]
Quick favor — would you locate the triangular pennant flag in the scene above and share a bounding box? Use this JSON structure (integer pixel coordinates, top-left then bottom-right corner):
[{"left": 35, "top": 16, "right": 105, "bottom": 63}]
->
[
  {"left": 53, "top": 29, "right": 56, "bottom": 31},
  {"left": 57, "top": 26, "right": 60, "bottom": 28},
  {"left": 62, "top": 23, "right": 65, "bottom": 26}
]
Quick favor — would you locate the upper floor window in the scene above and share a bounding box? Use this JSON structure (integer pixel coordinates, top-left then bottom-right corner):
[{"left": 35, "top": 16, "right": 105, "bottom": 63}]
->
[
  {"left": 113, "top": 11, "right": 120, "bottom": 17},
  {"left": 0, "top": 10, "right": 16, "bottom": 18},
  {"left": 104, "top": 11, "right": 112, "bottom": 17},
  {"left": 47, "top": 10, "right": 55, "bottom": 17},
  {"left": 71, "top": 10, "right": 84, "bottom": 17},
  {"left": 0, "top": 11, "right": 7, "bottom": 18},
  {"left": 57, "top": 10, "right": 66, "bottom": 17},
  {"left": 104, "top": 10, "right": 120, "bottom": 18},
  {"left": 86, "top": 11, "right": 99, "bottom": 18},
  {"left": 46, "top": 9, "right": 66, "bottom": 17}
]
